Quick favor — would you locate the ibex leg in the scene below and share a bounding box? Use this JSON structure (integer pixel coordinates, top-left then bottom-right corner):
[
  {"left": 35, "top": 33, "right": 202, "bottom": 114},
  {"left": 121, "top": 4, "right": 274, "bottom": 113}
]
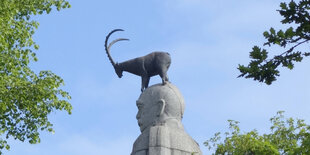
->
[
  {"left": 141, "top": 76, "right": 150, "bottom": 92},
  {"left": 159, "top": 69, "right": 169, "bottom": 85}
]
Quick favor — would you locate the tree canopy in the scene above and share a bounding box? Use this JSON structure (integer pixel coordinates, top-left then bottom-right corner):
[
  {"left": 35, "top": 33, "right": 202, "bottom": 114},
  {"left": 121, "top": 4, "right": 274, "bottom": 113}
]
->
[
  {"left": 205, "top": 111, "right": 310, "bottom": 155},
  {"left": 0, "top": 0, "right": 72, "bottom": 153},
  {"left": 238, "top": 0, "right": 310, "bottom": 85}
]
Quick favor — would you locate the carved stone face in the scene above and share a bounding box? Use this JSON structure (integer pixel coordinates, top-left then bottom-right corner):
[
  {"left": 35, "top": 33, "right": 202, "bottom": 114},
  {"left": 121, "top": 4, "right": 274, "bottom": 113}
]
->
[{"left": 136, "top": 96, "right": 160, "bottom": 132}]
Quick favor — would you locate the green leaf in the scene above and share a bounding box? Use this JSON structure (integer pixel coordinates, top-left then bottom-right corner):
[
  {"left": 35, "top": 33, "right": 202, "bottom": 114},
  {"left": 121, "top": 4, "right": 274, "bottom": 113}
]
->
[
  {"left": 270, "top": 28, "right": 276, "bottom": 34},
  {"left": 285, "top": 27, "right": 294, "bottom": 38},
  {"left": 263, "top": 31, "right": 269, "bottom": 38},
  {"left": 289, "top": 1, "right": 297, "bottom": 9},
  {"left": 277, "top": 30, "right": 284, "bottom": 38},
  {"left": 280, "top": 2, "right": 287, "bottom": 10},
  {"left": 287, "top": 63, "right": 294, "bottom": 69},
  {"left": 34, "top": 45, "right": 39, "bottom": 50}
]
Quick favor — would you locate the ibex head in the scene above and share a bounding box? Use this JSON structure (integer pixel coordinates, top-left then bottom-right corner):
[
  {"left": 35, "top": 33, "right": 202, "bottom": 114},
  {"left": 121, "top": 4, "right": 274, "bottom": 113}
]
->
[
  {"left": 105, "top": 29, "right": 129, "bottom": 78},
  {"left": 114, "top": 63, "right": 123, "bottom": 78}
]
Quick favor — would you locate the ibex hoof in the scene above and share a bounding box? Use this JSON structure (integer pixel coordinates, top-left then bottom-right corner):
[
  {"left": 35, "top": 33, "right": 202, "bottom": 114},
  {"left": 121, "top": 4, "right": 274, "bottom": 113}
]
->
[{"left": 162, "top": 81, "right": 168, "bottom": 85}]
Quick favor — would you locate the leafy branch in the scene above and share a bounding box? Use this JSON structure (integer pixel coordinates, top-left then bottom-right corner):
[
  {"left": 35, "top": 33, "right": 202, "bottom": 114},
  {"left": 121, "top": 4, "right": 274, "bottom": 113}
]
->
[
  {"left": 0, "top": 0, "right": 72, "bottom": 153},
  {"left": 205, "top": 111, "right": 310, "bottom": 155},
  {"left": 238, "top": 0, "right": 310, "bottom": 85}
]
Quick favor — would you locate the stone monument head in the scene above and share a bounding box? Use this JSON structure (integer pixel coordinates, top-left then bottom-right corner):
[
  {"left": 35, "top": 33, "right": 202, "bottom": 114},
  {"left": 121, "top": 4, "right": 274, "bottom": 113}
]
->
[
  {"left": 136, "top": 83, "right": 185, "bottom": 132},
  {"left": 132, "top": 83, "right": 202, "bottom": 155}
]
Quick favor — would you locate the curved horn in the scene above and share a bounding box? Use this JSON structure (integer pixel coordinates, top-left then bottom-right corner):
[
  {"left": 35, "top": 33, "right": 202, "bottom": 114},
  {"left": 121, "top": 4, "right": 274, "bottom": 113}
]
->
[{"left": 104, "top": 29, "right": 129, "bottom": 67}]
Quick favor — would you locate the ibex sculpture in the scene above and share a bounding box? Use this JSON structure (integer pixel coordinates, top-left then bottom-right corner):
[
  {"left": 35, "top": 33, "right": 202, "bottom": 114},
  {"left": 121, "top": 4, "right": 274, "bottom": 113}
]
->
[{"left": 105, "top": 29, "right": 171, "bottom": 92}]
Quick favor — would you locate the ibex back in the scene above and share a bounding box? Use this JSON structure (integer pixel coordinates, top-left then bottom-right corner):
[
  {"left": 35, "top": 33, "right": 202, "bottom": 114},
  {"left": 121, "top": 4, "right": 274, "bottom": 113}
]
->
[{"left": 105, "top": 29, "right": 171, "bottom": 92}]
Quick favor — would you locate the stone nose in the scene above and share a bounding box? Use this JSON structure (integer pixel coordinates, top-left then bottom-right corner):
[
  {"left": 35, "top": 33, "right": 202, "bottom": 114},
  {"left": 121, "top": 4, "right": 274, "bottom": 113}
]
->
[{"left": 136, "top": 112, "right": 141, "bottom": 119}]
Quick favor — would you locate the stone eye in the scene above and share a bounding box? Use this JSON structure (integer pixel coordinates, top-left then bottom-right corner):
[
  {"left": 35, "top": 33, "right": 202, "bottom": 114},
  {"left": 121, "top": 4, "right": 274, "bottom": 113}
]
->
[{"left": 136, "top": 100, "right": 143, "bottom": 109}]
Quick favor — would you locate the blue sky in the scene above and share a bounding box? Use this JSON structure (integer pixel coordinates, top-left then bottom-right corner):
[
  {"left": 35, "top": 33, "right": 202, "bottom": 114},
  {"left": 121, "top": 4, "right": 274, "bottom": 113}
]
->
[{"left": 4, "top": 0, "right": 310, "bottom": 154}]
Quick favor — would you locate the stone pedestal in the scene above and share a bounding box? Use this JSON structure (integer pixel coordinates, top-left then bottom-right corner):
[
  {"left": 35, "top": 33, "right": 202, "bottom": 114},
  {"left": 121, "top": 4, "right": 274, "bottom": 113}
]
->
[{"left": 131, "top": 83, "right": 202, "bottom": 155}]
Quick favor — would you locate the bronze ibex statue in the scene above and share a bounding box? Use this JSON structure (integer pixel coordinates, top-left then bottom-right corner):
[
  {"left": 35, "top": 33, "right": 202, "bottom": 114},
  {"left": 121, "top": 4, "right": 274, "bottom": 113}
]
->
[{"left": 105, "top": 29, "right": 171, "bottom": 92}]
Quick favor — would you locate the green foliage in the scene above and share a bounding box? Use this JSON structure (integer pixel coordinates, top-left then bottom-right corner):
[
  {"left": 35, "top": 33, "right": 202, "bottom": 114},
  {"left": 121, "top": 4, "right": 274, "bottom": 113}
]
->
[
  {"left": 205, "top": 111, "right": 310, "bottom": 155},
  {"left": 238, "top": 0, "right": 310, "bottom": 85},
  {"left": 0, "top": 0, "right": 72, "bottom": 153}
]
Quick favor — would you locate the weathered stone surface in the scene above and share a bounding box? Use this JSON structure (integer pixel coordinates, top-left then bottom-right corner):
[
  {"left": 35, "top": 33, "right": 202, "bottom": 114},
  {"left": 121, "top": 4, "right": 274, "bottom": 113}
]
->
[{"left": 131, "top": 83, "right": 202, "bottom": 155}]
